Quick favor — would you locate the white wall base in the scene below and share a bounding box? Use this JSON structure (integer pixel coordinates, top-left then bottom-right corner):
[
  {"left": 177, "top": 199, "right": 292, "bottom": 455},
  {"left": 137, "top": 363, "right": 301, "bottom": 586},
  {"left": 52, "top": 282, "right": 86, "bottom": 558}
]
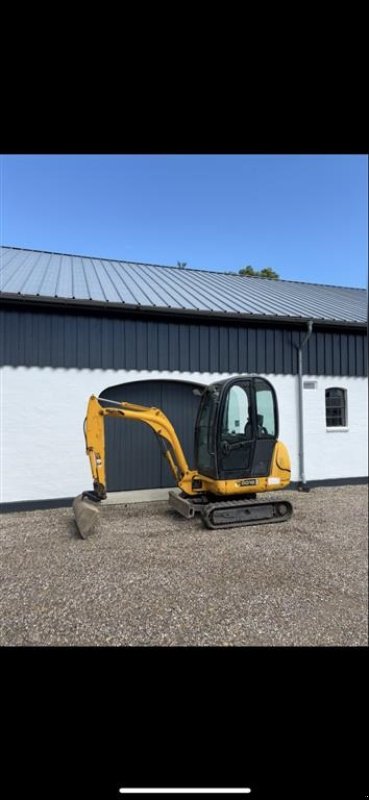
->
[{"left": 1, "top": 367, "right": 367, "bottom": 502}]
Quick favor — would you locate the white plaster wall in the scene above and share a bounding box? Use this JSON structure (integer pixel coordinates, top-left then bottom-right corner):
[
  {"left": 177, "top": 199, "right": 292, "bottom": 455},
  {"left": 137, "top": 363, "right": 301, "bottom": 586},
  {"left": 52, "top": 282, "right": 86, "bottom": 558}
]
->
[
  {"left": 302, "top": 375, "right": 368, "bottom": 481},
  {"left": 0, "top": 366, "right": 367, "bottom": 502}
]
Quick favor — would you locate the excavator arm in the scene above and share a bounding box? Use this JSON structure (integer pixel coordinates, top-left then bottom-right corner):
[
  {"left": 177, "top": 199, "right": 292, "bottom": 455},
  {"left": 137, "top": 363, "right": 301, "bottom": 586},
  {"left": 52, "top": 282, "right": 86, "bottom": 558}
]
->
[
  {"left": 73, "top": 395, "right": 196, "bottom": 535},
  {"left": 84, "top": 394, "right": 192, "bottom": 495}
]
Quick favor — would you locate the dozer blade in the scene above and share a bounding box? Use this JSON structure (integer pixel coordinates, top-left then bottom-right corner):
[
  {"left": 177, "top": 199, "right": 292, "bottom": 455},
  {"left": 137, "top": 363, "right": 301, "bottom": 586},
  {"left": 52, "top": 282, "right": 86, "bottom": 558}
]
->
[{"left": 73, "top": 494, "right": 101, "bottom": 539}]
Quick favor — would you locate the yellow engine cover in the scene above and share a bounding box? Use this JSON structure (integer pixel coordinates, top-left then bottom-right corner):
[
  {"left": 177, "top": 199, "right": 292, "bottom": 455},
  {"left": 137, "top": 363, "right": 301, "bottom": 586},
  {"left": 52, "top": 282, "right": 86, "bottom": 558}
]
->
[{"left": 179, "top": 440, "right": 291, "bottom": 497}]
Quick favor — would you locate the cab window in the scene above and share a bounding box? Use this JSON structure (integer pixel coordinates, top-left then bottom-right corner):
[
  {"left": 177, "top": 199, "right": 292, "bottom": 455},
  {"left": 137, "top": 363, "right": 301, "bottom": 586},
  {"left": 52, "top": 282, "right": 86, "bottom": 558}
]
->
[
  {"left": 222, "top": 384, "right": 249, "bottom": 435},
  {"left": 255, "top": 381, "right": 276, "bottom": 437}
]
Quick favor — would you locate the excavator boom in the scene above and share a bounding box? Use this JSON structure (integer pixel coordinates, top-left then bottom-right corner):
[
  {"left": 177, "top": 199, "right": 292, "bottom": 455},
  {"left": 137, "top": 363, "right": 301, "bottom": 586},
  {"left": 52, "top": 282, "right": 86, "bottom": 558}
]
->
[{"left": 73, "top": 395, "right": 196, "bottom": 537}]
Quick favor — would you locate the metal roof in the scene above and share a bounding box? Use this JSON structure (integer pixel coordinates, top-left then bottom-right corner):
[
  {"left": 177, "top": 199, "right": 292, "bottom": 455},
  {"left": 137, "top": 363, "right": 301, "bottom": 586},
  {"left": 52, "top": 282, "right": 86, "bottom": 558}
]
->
[{"left": 0, "top": 246, "right": 367, "bottom": 324}]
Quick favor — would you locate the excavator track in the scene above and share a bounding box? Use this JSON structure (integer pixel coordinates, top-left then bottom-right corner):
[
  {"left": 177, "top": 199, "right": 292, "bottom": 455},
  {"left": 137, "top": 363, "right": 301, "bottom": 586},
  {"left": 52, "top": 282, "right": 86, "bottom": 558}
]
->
[{"left": 201, "top": 497, "right": 293, "bottom": 529}]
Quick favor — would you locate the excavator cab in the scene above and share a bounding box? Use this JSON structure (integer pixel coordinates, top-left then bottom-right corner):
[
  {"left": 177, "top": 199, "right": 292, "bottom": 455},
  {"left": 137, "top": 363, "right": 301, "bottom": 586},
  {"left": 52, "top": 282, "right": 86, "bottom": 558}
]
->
[{"left": 195, "top": 376, "right": 279, "bottom": 481}]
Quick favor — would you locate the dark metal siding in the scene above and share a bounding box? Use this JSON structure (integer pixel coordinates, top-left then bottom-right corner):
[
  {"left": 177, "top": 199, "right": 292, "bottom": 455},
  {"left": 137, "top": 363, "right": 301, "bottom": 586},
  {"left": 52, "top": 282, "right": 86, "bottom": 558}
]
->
[{"left": 0, "top": 308, "right": 367, "bottom": 377}]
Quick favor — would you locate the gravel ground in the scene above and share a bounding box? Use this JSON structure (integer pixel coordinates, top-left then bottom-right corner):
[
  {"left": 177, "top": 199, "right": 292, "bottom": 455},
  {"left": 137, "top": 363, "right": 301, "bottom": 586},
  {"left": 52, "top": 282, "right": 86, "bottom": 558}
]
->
[{"left": 0, "top": 485, "right": 367, "bottom": 646}]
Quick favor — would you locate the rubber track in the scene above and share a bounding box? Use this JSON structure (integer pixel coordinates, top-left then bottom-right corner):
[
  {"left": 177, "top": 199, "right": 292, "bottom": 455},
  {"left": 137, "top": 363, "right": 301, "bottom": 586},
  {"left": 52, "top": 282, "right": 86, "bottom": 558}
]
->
[{"left": 201, "top": 498, "right": 293, "bottom": 529}]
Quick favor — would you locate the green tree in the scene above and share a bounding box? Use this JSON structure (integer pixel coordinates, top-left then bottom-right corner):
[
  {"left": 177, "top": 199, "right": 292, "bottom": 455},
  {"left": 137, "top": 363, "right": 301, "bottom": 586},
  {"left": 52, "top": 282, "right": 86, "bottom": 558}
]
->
[
  {"left": 259, "top": 267, "right": 279, "bottom": 279},
  {"left": 239, "top": 265, "right": 279, "bottom": 279}
]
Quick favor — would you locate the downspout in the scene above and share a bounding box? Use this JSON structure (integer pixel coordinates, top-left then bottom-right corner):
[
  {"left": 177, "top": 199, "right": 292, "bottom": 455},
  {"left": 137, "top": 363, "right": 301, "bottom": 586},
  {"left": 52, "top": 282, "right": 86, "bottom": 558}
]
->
[{"left": 296, "top": 320, "right": 314, "bottom": 491}]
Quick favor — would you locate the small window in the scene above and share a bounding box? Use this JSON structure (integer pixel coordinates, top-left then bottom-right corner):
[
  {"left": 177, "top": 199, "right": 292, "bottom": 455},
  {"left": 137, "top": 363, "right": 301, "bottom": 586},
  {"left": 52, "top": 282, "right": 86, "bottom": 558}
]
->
[{"left": 325, "top": 388, "right": 347, "bottom": 427}]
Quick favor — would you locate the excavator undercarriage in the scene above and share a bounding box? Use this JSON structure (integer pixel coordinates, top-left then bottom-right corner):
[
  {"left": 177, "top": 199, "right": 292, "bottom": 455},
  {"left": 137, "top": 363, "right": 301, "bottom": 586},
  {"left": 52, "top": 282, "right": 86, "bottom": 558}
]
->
[{"left": 168, "top": 490, "right": 293, "bottom": 529}]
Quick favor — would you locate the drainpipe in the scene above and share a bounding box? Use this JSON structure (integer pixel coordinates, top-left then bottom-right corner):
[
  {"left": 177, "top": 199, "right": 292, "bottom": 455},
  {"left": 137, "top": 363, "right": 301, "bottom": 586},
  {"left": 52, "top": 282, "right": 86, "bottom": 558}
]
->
[{"left": 296, "top": 320, "right": 313, "bottom": 491}]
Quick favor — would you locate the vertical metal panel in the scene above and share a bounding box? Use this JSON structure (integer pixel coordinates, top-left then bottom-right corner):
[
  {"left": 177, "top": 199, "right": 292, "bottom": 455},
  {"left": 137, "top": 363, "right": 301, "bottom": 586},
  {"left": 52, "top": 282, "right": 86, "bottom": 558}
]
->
[
  {"left": 209, "top": 326, "right": 219, "bottom": 372},
  {"left": 340, "top": 333, "right": 348, "bottom": 376},
  {"left": 332, "top": 333, "right": 341, "bottom": 376},
  {"left": 199, "top": 325, "right": 209, "bottom": 373},
  {"left": 63, "top": 314, "right": 77, "bottom": 368},
  {"left": 228, "top": 327, "right": 238, "bottom": 374},
  {"left": 179, "top": 323, "right": 190, "bottom": 372},
  {"left": 274, "top": 328, "right": 284, "bottom": 374},
  {"left": 219, "top": 327, "right": 228, "bottom": 372},
  {"left": 123, "top": 319, "right": 136, "bottom": 370},
  {"left": 113, "top": 317, "right": 124, "bottom": 369},
  {"left": 0, "top": 308, "right": 367, "bottom": 377},
  {"left": 247, "top": 328, "right": 257, "bottom": 372},
  {"left": 1, "top": 309, "right": 7, "bottom": 362},
  {"left": 265, "top": 329, "right": 275, "bottom": 374},
  {"left": 37, "top": 313, "right": 52, "bottom": 366},
  {"left": 256, "top": 328, "right": 266, "bottom": 373},
  {"left": 306, "top": 332, "right": 316, "bottom": 375},
  {"left": 355, "top": 336, "right": 364, "bottom": 376},
  {"left": 364, "top": 335, "right": 368, "bottom": 375},
  {"left": 238, "top": 327, "right": 248, "bottom": 372},
  {"left": 324, "top": 332, "right": 333, "bottom": 375},
  {"left": 287, "top": 330, "right": 294, "bottom": 374},
  {"left": 282, "top": 329, "right": 292, "bottom": 374},
  {"left": 24, "top": 312, "right": 34, "bottom": 366},
  {"left": 147, "top": 320, "right": 158, "bottom": 370},
  {"left": 101, "top": 318, "right": 114, "bottom": 370},
  {"left": 316, "top": 331, "right": 325, "bottom": 374},
  {"left": 0, "top": 309, "right": 4, "bottom": 363},
  {"left": 18, "top": 311, "right": 26, "bottom": 364},
  {"left": 76, "top": 316, "right": 89, "bottom": 368},
  {"left": 2, "top": 310, "right": 14, "bottom": 364},
  {"left": 290, "top": 330, "right": 300, "bottom": 374},
  {"left": 348, "top": 334, "right": 356, "bottom": 376},
  {"left": 88, "top": 316, "right": 102, "bottom": 369},
  {"left": 2, "top": 309, "right": 9, "bottom": 363},
  {"left": 51, "top": 313, "right": 64, "bottom": 366},
  {"left": 158, "top": 322, "right": 169, "bottom": 370},
  {"left": 189, "top": 325, "right": 200, "bottom": 372},
  {"left": 169, "top": 323, "right": 179, "bottom": 371}
]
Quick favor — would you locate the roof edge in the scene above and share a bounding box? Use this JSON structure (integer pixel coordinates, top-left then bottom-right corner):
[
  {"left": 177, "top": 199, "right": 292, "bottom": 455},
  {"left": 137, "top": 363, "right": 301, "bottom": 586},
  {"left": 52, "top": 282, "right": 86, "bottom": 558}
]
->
[{"left": 0, "top": 293, "right": 367, "bottom": 329}]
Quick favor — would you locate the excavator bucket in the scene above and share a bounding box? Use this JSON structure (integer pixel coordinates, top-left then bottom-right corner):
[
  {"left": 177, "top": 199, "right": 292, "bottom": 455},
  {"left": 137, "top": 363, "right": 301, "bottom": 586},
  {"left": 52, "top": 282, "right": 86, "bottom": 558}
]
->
[{"left": 73, "top": 494, "right": 100, "bottom": 539}]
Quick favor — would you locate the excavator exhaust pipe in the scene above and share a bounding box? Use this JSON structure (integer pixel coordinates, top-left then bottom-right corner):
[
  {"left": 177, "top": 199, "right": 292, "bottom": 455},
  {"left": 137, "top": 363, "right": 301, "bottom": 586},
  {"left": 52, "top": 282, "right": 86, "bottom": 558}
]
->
[{"left": 73, "top": 494, "right": 101, "bottom": 539}]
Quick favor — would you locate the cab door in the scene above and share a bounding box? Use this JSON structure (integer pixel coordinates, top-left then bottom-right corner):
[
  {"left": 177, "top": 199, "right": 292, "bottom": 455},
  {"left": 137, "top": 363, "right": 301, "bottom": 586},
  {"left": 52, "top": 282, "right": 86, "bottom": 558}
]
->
[
  {"left": 218, "top": 380, "right": 255, "bottom": 477},
  {"left": 251, "top": 377, "right": 278, "bottom": 477}
]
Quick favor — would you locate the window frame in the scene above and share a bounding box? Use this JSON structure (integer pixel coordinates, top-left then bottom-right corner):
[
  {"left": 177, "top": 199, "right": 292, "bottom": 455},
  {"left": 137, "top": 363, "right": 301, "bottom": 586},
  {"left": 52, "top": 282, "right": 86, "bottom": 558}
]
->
[{"left": 325, "top": 387, "right": 348, "bottom": 430}]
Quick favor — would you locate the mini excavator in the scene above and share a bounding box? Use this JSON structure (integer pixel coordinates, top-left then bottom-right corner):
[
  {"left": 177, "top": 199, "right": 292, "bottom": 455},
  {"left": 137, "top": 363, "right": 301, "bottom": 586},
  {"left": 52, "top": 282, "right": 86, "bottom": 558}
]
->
[{"left": 73, "top": 375, "right": 293, "bottom": 538}]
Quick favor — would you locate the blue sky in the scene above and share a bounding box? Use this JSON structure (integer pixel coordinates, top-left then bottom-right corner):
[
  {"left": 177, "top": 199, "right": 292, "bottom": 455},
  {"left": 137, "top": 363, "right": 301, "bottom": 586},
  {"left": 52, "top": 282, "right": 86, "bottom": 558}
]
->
[{"left": 1, "top": 154, "right": 367, "bottom": 287}]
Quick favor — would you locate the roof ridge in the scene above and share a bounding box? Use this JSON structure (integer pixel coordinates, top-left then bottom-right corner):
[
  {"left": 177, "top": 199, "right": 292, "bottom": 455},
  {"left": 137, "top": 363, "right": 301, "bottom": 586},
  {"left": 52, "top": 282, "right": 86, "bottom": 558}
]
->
[{"left": 0, "top": 245, "right": 366, "bottom": 292}]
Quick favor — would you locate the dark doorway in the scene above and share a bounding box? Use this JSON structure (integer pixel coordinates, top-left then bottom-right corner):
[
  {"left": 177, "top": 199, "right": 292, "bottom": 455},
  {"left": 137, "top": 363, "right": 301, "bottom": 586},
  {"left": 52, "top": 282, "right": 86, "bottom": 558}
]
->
[{"left": 100, "top": 379, "right": 203, "bottom": 491}]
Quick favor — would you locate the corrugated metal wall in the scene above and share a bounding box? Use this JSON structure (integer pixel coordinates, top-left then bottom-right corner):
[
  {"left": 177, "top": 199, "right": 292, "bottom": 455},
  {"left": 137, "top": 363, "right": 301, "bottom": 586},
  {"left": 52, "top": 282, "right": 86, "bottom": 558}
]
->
[
  {"left": 0, "top": 307, "right": 367, "bottom": 376},
  {"left": 102, "top": 379, "right": 201, "bottom": 490}
]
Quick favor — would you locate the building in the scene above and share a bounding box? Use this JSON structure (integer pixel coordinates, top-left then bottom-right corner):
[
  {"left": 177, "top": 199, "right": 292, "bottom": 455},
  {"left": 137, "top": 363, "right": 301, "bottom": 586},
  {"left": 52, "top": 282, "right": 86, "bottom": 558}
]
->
[{"left": 0, "top": 245, "right": 367, "bottom": 509}]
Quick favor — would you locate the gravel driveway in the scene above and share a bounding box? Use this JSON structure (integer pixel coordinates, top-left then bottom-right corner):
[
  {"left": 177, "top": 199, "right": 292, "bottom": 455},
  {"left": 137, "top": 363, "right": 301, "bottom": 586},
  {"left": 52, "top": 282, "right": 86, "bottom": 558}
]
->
[{"left": 1, "top": 485, "right": 367, "bottom": 646}]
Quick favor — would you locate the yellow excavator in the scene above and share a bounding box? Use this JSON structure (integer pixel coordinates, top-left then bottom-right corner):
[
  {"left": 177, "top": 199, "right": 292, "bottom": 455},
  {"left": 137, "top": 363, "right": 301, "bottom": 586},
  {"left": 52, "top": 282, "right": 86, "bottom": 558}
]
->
[{"left": 73, "top": 375, "right": 293, "bottom": 538}]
